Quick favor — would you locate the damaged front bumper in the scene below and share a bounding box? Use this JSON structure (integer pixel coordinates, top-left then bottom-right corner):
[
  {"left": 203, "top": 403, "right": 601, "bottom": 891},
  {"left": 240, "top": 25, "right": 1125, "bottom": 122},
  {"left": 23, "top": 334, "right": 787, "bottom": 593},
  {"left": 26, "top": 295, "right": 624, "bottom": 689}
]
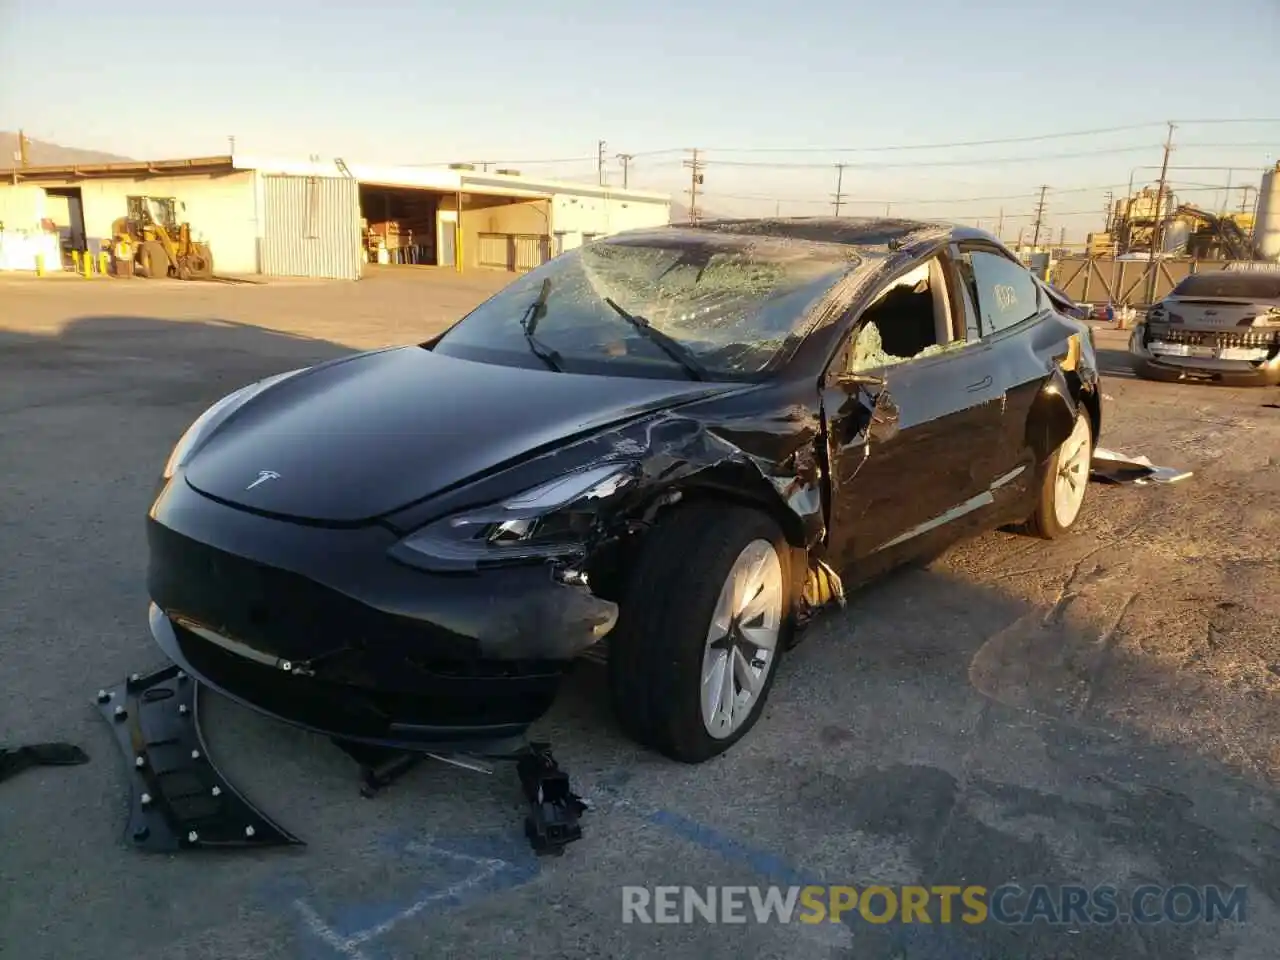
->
[{"left": 147, "top": 479, "right": 618, "bottom": 750}]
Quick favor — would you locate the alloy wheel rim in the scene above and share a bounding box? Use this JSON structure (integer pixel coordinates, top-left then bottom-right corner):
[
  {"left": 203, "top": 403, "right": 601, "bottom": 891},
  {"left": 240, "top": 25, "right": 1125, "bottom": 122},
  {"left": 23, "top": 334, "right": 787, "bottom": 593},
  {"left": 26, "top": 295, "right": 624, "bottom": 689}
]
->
[
  {"left": 1053, "top": 415, "right": 1092, "bottom": 529},
  {"left": 700, "top": 538, "right": 783, "bottom": 739}
]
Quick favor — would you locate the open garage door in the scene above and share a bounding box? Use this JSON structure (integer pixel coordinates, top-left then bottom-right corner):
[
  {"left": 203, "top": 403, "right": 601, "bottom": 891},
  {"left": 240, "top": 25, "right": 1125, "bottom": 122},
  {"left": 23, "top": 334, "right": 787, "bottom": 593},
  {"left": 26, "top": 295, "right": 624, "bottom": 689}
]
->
[{"left": 261, "top": 174, "right": 362, "bottom": 280}]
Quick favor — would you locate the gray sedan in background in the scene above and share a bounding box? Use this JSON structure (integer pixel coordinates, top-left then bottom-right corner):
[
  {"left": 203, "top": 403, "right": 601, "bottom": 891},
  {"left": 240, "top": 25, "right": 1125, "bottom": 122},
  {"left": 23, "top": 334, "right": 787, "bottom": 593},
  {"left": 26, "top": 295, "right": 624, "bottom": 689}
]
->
[{"left": 1130, "top": 271, "right": 1280, "bottom": 385}]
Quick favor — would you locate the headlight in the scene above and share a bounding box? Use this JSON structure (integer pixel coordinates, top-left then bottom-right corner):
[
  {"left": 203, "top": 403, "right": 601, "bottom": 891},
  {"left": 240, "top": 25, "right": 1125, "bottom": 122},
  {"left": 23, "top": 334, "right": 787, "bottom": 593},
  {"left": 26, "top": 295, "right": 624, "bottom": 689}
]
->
[
  {"left": 161, "top": 369, "right": 305, "bottom": 479},
  {"left": 390, "top": 463, "right": 635, "bottom": 571}
]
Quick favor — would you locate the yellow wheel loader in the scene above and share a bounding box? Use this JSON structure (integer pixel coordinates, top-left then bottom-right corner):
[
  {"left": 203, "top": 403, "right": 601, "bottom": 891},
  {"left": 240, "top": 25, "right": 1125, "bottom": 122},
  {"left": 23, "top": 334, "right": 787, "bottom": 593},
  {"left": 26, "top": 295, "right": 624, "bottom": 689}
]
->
[{"left": 111, "top": 196, "right": 214, "bottom": 281}]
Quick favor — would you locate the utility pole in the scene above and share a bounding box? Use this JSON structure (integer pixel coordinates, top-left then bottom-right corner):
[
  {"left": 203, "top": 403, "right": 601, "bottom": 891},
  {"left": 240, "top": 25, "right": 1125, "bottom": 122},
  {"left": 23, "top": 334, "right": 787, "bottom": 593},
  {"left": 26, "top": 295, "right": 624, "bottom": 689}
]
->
[
  {"left": 1151, "top": 122, "right": 1176, "bottom": 257},
  {"left": 1030, "top": 185, "right": 1049, "bottom": 249},
  {"left": 683, "top": 149, "right": 705, "bottom": 223},
  {"left": 1239, "top": 185, "right": 1255, "bottom": 215},
  {"left": 1219, "top": 170, "right": 1232, "bottom": 216},
  {"left": 1059, "top": 226, "right": 1066, "bottom": 247},
  {"left": 996, "top": 208, "right": 1004, "bottom": 239},
  {"left": 775, "top": 199, "right": 781, "bottom": 217},
  {"left": 1103, "top": 191, "right": 1114, "bottom": 232},
  {"left": 1147, "top": 122, "right": 1176, "bottom": 303},
  {"left": 18, "top": 129, "right": 29, "bottom": 167},
  {"left": 616, "top": 153, "right": 633, "bottom": 189},
  {"left": 831, "top": 163, "right": 846, "bottom": 217},
  {"left": 597, "top": 140, "right": 608, "bottom": 186}
]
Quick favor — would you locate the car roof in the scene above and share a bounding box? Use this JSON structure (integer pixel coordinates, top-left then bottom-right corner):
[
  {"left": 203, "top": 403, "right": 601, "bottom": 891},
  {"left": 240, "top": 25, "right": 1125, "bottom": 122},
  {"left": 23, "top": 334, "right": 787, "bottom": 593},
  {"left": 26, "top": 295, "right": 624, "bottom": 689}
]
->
[
  {"left": 693, "top": 216, "right": 998, "bottom": 249},
  {"left": 611, "top": 217, "right": 996, "bottom": 252}
]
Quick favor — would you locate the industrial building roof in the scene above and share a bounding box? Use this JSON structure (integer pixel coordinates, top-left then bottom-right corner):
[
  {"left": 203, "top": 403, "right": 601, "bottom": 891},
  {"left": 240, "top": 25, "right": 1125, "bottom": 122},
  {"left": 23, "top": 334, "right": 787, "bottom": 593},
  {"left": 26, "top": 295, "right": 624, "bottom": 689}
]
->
[{"left": 0, "top": 154, "right": 671, "bottom": 204}]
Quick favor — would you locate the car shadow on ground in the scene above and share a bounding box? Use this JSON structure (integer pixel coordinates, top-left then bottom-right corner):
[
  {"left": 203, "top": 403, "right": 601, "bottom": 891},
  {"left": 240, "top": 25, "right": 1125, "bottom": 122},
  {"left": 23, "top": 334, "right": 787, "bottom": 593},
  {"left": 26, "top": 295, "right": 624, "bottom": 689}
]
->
[
  {"left": 1092, "top": 346, "right": 1137, "bottom": 379},
  {"left": 552, "top": 546, "right": 1280, "bottom": 959},
  {"left": 2, "top": 315, "right": 1277, "bottom": 960}
]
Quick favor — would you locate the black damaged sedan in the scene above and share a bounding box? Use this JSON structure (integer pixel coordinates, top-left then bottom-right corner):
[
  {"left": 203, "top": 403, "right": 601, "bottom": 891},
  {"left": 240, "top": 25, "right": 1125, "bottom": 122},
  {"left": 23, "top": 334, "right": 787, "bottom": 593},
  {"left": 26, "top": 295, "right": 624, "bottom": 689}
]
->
[{"left": 147, "top": 218, "right": 1102, "bottom": 763}]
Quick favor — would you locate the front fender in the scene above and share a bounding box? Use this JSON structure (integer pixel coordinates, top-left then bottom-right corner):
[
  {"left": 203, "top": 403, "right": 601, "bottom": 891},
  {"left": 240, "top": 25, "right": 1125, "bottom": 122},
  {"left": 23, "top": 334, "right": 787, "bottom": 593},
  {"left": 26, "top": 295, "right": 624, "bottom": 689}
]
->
[{"left": 1025, "top": 366, "right": 1081, "bottom": 464}]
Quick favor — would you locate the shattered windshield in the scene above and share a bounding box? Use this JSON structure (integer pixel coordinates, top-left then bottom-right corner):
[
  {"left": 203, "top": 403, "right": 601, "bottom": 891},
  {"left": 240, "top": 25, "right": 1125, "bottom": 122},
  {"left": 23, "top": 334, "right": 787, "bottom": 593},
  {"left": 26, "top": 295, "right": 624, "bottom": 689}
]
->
[{"left": 432, "top": 231, "right": 854, "bottom": 379}]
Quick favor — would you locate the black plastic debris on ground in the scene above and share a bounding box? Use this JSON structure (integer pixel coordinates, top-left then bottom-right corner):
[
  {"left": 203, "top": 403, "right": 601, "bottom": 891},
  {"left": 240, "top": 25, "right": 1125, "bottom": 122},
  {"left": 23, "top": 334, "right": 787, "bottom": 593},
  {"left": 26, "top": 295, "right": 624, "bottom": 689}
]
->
[
  {"left": 0, "top": 742, "right": 88, "bottom": 784},
  {"left": 515, "top": 742, "right": 588, "bottom": 856},
  {"left": 95, "top": 664, "right": 302, "bottom": 852},
  {"left": 332, "top": 736, "right": 588, "bottom": 856}
]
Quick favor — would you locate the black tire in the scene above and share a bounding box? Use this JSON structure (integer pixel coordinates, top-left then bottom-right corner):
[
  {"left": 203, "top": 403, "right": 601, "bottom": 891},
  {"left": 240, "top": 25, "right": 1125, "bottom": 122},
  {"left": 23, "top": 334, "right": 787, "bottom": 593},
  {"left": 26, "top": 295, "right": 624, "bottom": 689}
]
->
[
  {"left": 142, "top": 241, "right": 169, "bottom": 279},
  {"left": 1025, "top": 410, "right": 1093, "bottom": 539},
  {"left": 190, "top": 243, "right": 214, "bottom": 279},
  {"left": 607, "top": 503, "right": 794, "bottom": 763}
]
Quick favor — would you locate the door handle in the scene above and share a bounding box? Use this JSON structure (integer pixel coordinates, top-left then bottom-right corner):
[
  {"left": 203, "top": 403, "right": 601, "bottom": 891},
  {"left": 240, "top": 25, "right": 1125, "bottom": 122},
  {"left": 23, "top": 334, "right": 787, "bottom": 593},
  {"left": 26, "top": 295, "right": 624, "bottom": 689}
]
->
[{"left": 967, "top": 375, "right": 993, "bottom": 392}]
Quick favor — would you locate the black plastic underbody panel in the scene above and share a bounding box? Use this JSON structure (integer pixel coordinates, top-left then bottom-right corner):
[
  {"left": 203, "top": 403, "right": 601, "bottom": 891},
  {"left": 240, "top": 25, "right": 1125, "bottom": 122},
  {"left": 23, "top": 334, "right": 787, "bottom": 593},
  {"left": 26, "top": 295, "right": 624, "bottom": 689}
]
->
[{"left": 95, "top": 664, "right": 302, "bottom": 852}]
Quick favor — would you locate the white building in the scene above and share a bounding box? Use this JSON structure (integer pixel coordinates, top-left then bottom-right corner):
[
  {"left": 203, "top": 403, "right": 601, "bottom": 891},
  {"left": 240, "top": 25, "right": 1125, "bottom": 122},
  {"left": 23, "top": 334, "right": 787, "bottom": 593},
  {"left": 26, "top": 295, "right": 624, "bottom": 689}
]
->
[{"left": 0, "top": 154, "right": 672, "bottom": 279}]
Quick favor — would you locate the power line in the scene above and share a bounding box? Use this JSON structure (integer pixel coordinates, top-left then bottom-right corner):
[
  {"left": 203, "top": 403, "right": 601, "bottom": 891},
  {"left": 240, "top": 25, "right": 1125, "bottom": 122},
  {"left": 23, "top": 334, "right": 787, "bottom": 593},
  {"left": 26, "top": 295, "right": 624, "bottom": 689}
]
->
[
  {"left": 702, "top": 144, "right": 1162, "bottom": 170},
  {"left": 679, "top": 122, "right": 1170, "bottom": 154}
]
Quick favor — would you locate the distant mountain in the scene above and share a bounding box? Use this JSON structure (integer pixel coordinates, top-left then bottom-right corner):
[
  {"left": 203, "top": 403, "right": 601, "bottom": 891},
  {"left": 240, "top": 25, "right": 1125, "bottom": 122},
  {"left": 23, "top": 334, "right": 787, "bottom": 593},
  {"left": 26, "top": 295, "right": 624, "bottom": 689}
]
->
[{"left": 1, "top": 132, "right": 132, "bottom": 168}]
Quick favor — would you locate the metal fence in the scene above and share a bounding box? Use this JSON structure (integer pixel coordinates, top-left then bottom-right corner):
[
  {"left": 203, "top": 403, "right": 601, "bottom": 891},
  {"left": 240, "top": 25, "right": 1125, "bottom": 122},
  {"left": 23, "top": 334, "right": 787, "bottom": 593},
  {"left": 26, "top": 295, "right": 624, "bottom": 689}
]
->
[
  {"left": 1050, "top": 256, "right": 1242, "bottom": 307},
  {"left": 260, "top": 174, "right": 362, "bottom": 280},
  {"left": 477, "top": 233, "right": 551, "bottom": 272}
]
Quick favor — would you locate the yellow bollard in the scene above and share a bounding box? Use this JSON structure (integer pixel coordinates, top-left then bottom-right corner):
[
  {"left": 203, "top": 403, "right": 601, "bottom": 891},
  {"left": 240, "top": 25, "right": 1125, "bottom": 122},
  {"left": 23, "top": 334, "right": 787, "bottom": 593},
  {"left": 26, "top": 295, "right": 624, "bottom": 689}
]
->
[
  {"left": 35, "top": 254, "right": 45, "bottom": 277},
  {"left": 99, "top": 251, "right": 110, "bottom": 275},
  {"left": 71, "top": 250, "right": 81, "bottom": 273},
  {"left": 82, "top": 250, "right": 93, "bottom": 278}
]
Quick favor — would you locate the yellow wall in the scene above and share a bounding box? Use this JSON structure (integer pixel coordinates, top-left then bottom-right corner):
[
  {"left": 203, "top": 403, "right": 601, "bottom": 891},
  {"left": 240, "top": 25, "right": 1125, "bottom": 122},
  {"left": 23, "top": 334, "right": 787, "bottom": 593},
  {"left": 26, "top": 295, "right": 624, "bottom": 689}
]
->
[{"left": 457, "top": 196, "right": 549, "bottom": 269}]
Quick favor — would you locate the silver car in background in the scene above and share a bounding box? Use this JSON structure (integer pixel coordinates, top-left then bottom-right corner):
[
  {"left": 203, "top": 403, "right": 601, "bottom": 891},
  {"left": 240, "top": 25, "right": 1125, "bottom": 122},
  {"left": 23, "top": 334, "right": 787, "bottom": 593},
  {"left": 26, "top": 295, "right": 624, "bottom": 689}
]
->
[{"left": 1130, "top": 271, "right": 1280, "bottom": 386}]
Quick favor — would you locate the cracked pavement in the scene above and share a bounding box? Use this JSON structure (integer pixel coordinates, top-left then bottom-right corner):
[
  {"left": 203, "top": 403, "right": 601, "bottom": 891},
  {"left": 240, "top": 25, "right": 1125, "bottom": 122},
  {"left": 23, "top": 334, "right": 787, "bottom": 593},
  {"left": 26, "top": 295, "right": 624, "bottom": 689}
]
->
[{"left": 1, "top": 276, "right": 1277, "bottom": 959}]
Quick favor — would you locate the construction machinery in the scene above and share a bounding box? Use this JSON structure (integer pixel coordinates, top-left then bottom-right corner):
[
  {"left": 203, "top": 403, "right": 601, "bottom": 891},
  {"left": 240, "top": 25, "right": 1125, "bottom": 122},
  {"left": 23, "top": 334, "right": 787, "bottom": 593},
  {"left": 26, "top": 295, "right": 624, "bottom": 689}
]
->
[{"left": 110, "top": 196, "right": 214, "bottom": 280}]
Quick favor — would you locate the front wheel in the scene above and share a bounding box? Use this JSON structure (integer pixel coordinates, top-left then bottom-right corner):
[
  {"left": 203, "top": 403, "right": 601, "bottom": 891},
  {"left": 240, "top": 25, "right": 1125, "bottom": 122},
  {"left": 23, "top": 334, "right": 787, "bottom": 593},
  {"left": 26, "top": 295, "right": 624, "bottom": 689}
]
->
[
  {"left": 607, "top": 504, "right": 793, "bottom": 763},
  {"left": 1025, "top": 410, "right": 1093, "bottom": 539}
]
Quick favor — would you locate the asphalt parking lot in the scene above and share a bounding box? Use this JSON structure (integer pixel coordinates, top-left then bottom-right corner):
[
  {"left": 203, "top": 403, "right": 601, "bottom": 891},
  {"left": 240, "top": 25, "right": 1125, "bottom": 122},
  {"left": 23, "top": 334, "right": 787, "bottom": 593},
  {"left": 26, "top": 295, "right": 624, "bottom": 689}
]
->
[{"left": 2, "top": 268, "right": 1278, "bottom": 960}]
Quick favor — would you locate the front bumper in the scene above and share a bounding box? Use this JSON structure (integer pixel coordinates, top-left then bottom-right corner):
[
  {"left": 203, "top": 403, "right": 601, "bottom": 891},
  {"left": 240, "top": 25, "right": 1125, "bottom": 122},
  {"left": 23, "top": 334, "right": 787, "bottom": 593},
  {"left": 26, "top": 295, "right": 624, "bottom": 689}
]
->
[
  {"left": 146, "top": 476, "right": 618, "bottom": 748},
  {"left": 1129, "top": 324, "right": 1280, "bottom": 386}
]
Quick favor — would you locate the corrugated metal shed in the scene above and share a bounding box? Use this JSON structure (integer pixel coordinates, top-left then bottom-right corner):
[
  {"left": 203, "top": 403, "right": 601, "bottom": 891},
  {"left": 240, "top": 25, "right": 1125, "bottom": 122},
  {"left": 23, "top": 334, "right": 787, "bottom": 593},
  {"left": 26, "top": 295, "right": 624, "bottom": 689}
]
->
[{"left": 261, "top": 174, "right": 362, "bottom": 280}]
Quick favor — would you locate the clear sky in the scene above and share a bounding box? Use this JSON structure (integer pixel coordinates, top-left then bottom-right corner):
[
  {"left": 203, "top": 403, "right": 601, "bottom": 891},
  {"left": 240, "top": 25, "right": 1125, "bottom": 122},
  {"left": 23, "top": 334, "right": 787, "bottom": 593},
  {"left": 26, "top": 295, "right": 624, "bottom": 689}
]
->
[{"left": 2, "top": 0, "right": 1277, "bottom": 239}]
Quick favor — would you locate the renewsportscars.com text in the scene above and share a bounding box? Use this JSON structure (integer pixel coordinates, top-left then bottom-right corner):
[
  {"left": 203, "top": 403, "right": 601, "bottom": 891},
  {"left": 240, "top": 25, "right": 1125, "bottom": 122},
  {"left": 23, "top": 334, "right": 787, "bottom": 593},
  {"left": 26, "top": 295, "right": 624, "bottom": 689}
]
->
[{"left": 621, "top": 884, "right": 1248, "bottom": 926}]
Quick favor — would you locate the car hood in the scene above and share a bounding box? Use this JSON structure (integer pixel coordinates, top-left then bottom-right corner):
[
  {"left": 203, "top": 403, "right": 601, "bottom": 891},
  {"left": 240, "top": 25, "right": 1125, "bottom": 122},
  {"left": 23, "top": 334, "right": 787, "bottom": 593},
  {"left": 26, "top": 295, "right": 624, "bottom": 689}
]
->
[{"left": 184, "top": 346, "right": 732, "bottom": 523}]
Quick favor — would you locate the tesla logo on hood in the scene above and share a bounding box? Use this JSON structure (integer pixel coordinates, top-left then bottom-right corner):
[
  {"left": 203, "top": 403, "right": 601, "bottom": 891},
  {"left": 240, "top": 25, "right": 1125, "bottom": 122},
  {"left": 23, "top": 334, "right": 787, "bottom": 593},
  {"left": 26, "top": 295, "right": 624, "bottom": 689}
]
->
[{"left": 246, "top": 470, "right": 281, "bottom": 490}]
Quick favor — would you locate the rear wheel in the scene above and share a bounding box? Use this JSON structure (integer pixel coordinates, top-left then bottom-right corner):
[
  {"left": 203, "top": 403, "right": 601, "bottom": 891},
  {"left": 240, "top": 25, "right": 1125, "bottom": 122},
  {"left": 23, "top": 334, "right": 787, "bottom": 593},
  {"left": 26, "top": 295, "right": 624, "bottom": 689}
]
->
[
  {"left": 189, "top": 243, "right": 214, "bottom": 279},
  {"left": 607, "top": 504, "right": 792, "bottom": 762},
  {"left": 1026, "top": 410, "right": 1093, "bottom": 539}
]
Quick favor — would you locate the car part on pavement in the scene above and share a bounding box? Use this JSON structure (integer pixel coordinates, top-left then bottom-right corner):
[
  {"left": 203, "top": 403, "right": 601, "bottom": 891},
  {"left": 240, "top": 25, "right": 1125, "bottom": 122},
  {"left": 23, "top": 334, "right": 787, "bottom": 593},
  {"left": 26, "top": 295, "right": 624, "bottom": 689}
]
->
[
  {"left": 332, "top": 737, "right": 430, "bottom": 798},
  {"left": 95, "top": 664, "right": 303, "bottom": 852},
  {"left": 331, "top": 736, "right": 586, "bottom": 855},
  {"left": 1090, "top": 447, "right": 1193, "bottom": 486},
  {"left": 0, "top": 742, "right": 88, "bottom": 784},
  {"left": 515, "top": 742, "right": 588, "bottom": 856}
]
